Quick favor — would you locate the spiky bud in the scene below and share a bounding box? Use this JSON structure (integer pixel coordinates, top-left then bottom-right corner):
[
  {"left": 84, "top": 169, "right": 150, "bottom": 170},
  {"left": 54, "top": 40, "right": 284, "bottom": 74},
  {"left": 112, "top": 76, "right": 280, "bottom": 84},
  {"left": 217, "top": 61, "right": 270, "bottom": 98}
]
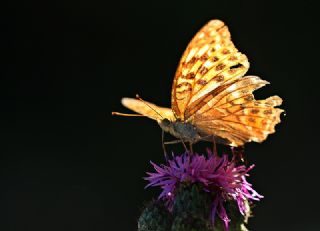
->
[
  {"left": 173, "top": 183, "right": 212, "bottom": 219},
  {"left": 138, "top": 200, "right": 172, "bottom": 231},
  {"left": 214, "top": 200, "right": 250, "bottom": 231},
  {"left": 171, "top": 213, "right": 212, "bottom": 231}
]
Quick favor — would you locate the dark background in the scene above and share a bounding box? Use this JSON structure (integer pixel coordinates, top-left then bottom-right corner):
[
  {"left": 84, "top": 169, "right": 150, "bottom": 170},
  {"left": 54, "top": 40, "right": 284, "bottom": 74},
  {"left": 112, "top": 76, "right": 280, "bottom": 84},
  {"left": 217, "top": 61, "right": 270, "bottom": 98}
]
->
[{"left": 1, "top": 0, "right": 319, "bottom": 230}]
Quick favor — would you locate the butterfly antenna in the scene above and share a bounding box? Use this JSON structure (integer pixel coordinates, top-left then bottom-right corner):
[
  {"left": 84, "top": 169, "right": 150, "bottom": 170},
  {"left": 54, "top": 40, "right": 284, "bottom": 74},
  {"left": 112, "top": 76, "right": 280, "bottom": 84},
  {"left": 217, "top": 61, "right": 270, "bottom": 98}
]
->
[
  {"left": 135, "top": 94, "right": 164, "bottom": 119},
  {"left": 111, "top": 112, "right": 145, "bottom": 117}
]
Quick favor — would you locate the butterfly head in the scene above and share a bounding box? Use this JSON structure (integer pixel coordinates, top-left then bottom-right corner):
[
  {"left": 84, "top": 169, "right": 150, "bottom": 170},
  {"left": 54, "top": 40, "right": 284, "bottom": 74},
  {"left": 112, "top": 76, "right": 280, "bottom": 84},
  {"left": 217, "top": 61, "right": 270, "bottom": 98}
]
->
[{"left": 158, "top": 118, "right": 172, "bottom": 133}]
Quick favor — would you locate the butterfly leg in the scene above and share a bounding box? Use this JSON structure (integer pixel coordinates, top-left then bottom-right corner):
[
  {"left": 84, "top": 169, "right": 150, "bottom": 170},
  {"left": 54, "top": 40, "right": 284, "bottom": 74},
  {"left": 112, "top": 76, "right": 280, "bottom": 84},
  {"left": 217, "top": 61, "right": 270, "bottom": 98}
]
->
[
  {"left": 164, "top": 140, "right": 183, "bottom": 145},
  {"left": 180, "top": 139, "right": 188, "bottom": 152},
  {"left": 212, "top": 136, "right": 217, "bottom": 156},
  {"left": 231, "top": 146, "right": 246, "bottom": 164},
  {"left": 163, "top": 139, "right": 183, "bottom": 159},
  {"left": 162, "top": 130, "right": 168, "bottom": 161},
  {"left": 189, "top": 142, "right": 194, "bottom": 154},
  {"left": 163, "top": 139, "right": 188, "bottom": 153},
  {"left": 195, "top": 135, "right": 217, "bottom": 155}
]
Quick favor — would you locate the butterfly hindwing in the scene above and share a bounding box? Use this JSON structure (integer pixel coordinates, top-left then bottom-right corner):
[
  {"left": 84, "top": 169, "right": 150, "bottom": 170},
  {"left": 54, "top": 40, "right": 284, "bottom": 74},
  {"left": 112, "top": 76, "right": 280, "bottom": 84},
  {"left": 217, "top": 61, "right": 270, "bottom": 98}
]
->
[{"left": 191, "top": 75, "right": 284, "bottom": 146}]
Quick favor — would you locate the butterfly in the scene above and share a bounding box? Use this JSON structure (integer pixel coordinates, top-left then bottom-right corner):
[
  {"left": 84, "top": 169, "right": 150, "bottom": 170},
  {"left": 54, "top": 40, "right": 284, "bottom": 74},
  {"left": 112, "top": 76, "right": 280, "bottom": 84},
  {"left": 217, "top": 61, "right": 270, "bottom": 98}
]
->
[{"left": 113, "top": 20, "right": 284, "bottom": 148}]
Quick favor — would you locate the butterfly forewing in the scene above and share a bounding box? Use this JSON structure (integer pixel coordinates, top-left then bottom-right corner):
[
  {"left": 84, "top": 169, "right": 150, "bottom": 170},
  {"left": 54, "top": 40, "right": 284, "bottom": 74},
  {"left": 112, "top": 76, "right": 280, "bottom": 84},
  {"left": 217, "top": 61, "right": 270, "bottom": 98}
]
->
[
  {"left": 172, "top": 20, "right": 230, "bottom": 118},
  {"left": 171, "top": 20, "right": 250, "bottom": 121},
  {"left": 121, "top": 98, "right": 174, "bottom": 121}
]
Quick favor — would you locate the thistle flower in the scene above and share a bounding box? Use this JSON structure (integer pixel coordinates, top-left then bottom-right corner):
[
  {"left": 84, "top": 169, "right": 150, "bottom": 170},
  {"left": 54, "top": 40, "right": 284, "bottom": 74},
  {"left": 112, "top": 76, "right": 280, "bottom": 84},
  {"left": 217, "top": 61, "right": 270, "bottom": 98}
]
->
[{"left": 145, "top": 151, "right": 263, "bottom": 230}]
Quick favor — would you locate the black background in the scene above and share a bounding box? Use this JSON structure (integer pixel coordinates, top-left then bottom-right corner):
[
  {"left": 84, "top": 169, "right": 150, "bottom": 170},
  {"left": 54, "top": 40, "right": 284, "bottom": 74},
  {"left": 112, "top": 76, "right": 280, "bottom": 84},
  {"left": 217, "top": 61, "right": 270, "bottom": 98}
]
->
[{"left": 1, "top": 0, "right": 320, "bottom": 230}]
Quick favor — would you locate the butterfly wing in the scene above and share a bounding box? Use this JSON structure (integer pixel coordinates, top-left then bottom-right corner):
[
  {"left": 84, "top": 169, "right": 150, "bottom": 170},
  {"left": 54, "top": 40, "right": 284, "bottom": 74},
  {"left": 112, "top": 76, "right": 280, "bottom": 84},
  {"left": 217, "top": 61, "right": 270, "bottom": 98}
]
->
[
  {"left": 171, "top": 19, "right": 249, "bottom": 120},
  {"left": 192, "top": 76, "right": 284, "bottom": 146},
  {"left": 171, "top": 19, "right": 283, "bottom": 146},
  {"left": 121, "top": 98, "right": 175, "bottom": 122}
]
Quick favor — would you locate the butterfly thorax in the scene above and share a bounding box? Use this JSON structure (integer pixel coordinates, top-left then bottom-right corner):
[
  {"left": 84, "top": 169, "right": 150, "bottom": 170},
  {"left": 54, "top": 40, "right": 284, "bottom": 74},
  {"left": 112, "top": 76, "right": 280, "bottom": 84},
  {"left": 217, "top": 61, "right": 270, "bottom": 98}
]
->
[{"left": 158, "top": 118, "right": 201, "bottom": 143}]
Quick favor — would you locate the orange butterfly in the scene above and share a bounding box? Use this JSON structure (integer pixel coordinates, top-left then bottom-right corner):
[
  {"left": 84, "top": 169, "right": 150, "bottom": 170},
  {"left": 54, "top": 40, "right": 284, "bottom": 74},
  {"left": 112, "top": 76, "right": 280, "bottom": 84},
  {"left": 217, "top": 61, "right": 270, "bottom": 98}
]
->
[{"left": 113, "top": 20, "right": 284, "bottom": 148}]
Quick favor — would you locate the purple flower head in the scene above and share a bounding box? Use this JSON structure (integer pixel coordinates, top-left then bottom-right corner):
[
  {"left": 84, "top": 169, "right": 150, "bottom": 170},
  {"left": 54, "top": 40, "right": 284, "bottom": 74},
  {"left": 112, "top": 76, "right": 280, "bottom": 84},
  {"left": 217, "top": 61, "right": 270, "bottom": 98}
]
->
[{"left": 145, "top": 151, "right": 263, "bottom": 230}]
